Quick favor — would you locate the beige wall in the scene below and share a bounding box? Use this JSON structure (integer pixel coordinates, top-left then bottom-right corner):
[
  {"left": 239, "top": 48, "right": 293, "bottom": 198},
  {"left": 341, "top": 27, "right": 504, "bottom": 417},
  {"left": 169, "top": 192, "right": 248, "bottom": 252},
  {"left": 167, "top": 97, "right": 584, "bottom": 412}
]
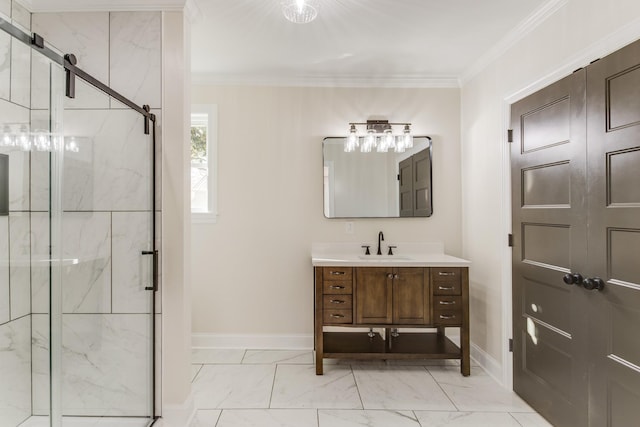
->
[
  {"left": 190, "top": 86, "right": 461, "bottom": 337},
  {"left": 461, "top": 0, "right": 640, "bottom": 381},
  {"left": 161, "top": 10, "right": 192, "bottom": 412}
]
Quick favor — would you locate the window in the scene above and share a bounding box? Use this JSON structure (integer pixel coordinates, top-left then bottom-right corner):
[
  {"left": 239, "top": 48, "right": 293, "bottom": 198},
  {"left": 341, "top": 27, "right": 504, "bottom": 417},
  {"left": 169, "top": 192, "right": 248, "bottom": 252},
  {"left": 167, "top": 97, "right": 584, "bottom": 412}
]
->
[{"left": 190, "top": 104, "right": 217, "bottom": 223}]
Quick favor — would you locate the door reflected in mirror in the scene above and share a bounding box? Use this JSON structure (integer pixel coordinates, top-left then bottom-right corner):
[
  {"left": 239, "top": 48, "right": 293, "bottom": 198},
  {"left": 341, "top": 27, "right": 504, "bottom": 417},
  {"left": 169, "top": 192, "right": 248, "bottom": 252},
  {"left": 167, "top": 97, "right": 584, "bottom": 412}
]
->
[{"left": 323, "top": 136, "right": 432, "bottom": 218}]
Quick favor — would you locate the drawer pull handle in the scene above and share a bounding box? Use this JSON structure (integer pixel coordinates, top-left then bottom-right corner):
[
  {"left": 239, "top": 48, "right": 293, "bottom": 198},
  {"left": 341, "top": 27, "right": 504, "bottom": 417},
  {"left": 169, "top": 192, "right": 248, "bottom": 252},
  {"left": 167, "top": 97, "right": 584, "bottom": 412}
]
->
[
  {"left": 439, "top": 300, "right": 456, "bottom": 305},
  {"left": 330, "top": 299, "right": 346, "bottom": 304},
  {"left": 330, "top": 271, "right": 346, "bottom": 275},
  {"left": 329, "top": 285, "right": 345, "bottom": 290},
  {"left": 439, "top": 314, "right": 456, "bottom": 320},
  {"left": 330, "top": 314, "right": 345, "bottom": 318},
  {"left": 438, "top": 272, "right": 456, "bottom": 276},
  {"left": 438, "top": 286, "right": 455, "bottom": 291}
]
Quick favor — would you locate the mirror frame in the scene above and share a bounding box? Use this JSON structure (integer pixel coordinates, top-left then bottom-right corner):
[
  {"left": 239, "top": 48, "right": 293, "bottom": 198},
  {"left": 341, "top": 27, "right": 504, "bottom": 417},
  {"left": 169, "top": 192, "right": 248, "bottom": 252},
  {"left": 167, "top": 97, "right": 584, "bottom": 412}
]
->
[{"left": 322, "top": 135, "right": 433, "bottom": 219}]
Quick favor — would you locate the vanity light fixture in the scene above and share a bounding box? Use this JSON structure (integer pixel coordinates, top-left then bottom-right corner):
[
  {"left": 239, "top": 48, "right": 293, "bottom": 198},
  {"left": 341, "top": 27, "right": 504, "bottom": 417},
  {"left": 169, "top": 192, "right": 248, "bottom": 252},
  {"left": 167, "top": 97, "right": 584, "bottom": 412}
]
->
[
  {"left": 281, "top": 0, "right": 319, "bottom": 24},
  {"left": 345, "top": 120, "right": 413, "bottom": 153}
]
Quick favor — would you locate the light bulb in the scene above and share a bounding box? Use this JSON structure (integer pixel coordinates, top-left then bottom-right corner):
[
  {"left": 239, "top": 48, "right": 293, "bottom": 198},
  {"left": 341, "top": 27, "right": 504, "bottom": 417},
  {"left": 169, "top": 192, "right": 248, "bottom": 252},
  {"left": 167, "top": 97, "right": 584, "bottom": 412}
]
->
[
  {"left": 361, "top": 129, "right": 376, "bottom": 153},
  {"left": 403, "top": 124, "right": 413, "bottom": 148},
  {"left": 345, "top": 124, "right": 359, "bottom": 152}
]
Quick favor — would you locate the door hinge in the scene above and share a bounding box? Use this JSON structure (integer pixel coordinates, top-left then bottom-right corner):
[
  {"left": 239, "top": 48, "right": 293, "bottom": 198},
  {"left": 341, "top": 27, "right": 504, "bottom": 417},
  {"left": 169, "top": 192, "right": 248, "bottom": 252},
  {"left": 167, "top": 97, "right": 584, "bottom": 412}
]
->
[
  {"left": 509, "top": 338, "right": 514, "bottom": 352},
  {"left": 508, "top": 233, "right": 514, "bottom": 247},
  {"left": 507, "top": 129, "right": 513, "bottom": 143}
]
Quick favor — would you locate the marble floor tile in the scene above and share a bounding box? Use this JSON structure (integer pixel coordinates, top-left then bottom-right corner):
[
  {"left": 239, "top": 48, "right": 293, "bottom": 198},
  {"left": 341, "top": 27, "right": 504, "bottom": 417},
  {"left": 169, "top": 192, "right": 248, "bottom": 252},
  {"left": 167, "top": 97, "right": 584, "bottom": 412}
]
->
[
  {"left": 190, "top": 410, "right": 222, "bottom": 427},
  {"left": 352, "top": 365, "right": 456, "bottom": 411},
  {"left": 18, "top": 416, "right": 150, "bottom": 426},
  {"left": 216, "top": 409, "right": 318, "bottom": 427},
  {"left": 192, "top": 364, "right": 275, "bottom": 409},
  {"left": 427, "top": 366, "right": 534, "bottom": 412},
  {"left": 510, "top": 412, "right": 554, "bottom": 426},
  {"left": 414, "top": 411, "right": 521, "bottom": 426},
  {"left": 192, "top": 348, "right": 245, "bottom": 364},
  {"left": 192, "top": 364, "right": 203, "bottom": 382},
  {"left": 270, "top": 365, "right": 362, "bottom": 409},
  {"left": 242, "top": 350, "right": 313, "bottom": 365},
  {"left": 319, "top": 410, "right": 420, "bottom": 427}
]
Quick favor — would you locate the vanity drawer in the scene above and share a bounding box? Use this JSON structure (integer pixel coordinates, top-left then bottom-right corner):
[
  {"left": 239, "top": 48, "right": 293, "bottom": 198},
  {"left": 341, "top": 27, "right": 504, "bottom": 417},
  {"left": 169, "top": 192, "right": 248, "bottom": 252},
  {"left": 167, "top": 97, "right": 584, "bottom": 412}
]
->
[
  {"left": 323, "top": 281, "right": 353, "bottom": 294},
  {"left": 431, "top": 267, "right": 461, "bottom": 282},
  {"left": 433, "top": 310, "right": 463, "bottom": 326},
  {"left": 433, "top": 281, "right": 461, "bottom": 296},
  {"left": 433, "top": 296, "right": 462, "bottom": 309},
  {"left": 323, "top": 309, "right": 353, "bottom": 324},
  {"left": 323, "top": 295, "right": 353, "bottom": 309},
  {"left": 323, "top": 267, "right": 353, "bottom": 280}
]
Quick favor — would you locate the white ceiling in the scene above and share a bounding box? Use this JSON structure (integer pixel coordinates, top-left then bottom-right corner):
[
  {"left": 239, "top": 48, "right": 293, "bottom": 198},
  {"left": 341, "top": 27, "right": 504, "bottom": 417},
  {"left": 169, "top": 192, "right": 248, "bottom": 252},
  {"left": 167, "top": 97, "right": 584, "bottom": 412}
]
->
[
  {"left": 26, "top": 0, "right": 550, "bottom": 87},
  {"left": 191, "top": 0, "right": 547, "bottom": 86}
]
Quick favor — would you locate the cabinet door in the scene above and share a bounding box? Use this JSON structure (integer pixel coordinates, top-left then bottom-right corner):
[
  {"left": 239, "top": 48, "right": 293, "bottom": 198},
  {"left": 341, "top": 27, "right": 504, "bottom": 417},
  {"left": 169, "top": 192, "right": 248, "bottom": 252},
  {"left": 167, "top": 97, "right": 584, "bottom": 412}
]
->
[
  {"left": 392, "top": 268, "right": 430, "bottom": 324},
  {"left": 355, "top": 267, "right": 392, "bottom": 324}
]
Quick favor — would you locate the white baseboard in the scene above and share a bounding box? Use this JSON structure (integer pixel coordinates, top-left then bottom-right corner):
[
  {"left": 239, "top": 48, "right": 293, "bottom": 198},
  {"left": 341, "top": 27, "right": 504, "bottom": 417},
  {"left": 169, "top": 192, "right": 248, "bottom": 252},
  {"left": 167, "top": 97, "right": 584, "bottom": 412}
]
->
[
  {"left": 470, "top": 341, "right": 505, "bottom": 387},
  {"left": 191, "top": 333, "right": 314, "bottom": 350},
  {"left": 158, "top": 393, "right": 196, "bottom": 427}
]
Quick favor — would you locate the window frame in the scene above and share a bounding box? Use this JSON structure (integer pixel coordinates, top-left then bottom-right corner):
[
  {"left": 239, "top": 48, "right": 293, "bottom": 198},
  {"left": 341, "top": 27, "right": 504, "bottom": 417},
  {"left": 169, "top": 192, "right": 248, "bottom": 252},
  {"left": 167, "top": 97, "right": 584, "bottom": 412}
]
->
[{"left": 190, "top": 104, "right": 218, "bottom": 223}]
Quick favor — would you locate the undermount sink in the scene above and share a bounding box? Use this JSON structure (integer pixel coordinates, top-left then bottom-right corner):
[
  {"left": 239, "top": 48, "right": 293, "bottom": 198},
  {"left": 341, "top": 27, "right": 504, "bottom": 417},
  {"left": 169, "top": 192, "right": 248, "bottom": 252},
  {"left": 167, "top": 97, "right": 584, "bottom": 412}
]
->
[{"left": 357, "top": 255, "right": 412, "bottom": 261}]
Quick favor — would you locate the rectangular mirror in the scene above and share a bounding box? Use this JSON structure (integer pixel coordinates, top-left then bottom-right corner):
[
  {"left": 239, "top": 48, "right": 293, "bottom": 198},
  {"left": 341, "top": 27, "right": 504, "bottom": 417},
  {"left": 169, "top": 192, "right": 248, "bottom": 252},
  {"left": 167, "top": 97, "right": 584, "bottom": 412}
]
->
[{"left": 323, "top": 136, "right": 432, "bottom": 218}]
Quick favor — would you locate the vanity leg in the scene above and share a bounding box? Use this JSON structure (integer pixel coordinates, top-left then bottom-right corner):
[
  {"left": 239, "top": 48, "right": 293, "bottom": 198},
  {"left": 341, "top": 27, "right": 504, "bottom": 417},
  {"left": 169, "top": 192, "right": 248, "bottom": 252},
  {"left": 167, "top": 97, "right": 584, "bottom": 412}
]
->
[
  {"left": 461, "top": 324, "right": 470, "bottom": 376},
  {"left": 436, "top": 326, "right": 445, "bottom": 338},
  {"left": 461, "top": 268, "right": 470, "bottom": 376},
  {"left": 315, "top": 352, "right": 323, "bottom": 375},
  {"left": 314, "top": 267, "right": 324, "bottom": 375}
]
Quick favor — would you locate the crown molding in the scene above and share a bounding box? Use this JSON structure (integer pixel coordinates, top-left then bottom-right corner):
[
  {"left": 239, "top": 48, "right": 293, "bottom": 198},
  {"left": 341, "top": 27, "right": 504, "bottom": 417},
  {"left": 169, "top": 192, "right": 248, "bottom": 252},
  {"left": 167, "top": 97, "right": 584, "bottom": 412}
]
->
[
  {"left": 26, "top": 0, "right": 187, "bottom": 12},
  {"left": 191, "top": 73, "right": 461, "bottom": 89},
  {"left": 459, "top": 0, "right": 568, "bottom": 86}
]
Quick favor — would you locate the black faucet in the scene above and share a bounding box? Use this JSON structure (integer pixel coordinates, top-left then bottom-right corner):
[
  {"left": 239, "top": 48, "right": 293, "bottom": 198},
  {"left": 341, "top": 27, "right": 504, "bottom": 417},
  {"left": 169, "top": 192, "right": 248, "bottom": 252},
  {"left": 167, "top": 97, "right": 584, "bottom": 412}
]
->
[{"left": 377, "top": 231, "right": 384, "bottom": 255}]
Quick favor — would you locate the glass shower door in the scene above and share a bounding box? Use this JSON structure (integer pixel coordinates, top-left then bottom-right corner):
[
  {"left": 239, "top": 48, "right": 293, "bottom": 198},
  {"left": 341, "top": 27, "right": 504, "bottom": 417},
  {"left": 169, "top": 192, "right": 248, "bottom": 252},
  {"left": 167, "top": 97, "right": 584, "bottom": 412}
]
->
[{"left": 52, "top": 76, "right": 156, "bottom": 425}]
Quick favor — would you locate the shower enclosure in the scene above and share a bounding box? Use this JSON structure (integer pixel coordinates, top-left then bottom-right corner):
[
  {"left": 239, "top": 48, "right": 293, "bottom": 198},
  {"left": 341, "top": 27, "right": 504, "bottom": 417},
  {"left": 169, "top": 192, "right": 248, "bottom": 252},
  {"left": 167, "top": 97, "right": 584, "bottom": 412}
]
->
[{"left": 0, "top": 10, "right": 158, "bottom": 427}]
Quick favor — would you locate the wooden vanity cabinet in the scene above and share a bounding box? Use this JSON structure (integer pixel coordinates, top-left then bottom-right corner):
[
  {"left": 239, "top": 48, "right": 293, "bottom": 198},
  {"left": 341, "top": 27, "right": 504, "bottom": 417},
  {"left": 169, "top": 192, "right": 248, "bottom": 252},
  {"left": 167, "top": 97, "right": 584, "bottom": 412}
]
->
[
  {"left": 314, "top": 265, "right": 470, "bottom": 377},
  {"left": 356, "top": 267, "right": 430, "bottom": 325}
]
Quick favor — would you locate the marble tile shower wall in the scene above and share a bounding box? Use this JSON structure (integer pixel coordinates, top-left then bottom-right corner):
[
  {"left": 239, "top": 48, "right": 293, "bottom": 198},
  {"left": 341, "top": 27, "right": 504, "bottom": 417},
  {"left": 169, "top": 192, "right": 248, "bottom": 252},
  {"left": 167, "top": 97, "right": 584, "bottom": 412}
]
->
[
  {"left": 0, "top": 3, "right": 35, "bottom": 426},
  {"left": 0, "top": 4, "right": 162, "bottom": 423}
]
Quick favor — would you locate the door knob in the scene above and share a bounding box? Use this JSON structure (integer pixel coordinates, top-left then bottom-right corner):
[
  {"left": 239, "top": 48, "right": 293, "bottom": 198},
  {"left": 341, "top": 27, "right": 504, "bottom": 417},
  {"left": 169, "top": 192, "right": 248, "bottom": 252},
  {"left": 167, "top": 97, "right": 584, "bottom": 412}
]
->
[
  {"left": 582, "top": 277, "right": 605, "bottom": 291},
  {"left": 563, "top": 273, "right": 583, "bottom": 286}
]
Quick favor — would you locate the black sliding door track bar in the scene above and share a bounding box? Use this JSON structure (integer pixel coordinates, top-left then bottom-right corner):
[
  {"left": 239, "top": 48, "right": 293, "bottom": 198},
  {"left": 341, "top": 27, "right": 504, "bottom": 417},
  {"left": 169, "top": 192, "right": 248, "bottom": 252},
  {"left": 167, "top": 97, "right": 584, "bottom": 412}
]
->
[{"left": 0, "top": 16, "right": 155, "bottom": 123}]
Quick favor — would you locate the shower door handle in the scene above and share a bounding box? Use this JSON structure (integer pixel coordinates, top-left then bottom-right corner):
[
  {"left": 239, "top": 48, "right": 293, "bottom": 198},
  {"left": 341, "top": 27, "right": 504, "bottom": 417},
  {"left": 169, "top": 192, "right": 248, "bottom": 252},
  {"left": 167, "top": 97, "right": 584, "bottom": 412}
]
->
[{"left": 142, "top": 250, "right": 159, "bottom": 291}]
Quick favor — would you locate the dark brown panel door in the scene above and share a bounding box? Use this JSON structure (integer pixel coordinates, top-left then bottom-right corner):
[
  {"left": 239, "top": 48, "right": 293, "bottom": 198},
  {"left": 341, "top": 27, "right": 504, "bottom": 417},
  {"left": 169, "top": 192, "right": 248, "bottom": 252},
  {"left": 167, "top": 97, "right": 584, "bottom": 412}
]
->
[
  {"left": 399, "top": 157, "right": 413, "bottom": 217},
  {"left": 392, "top": 268, "right": 430, "bottom": 324},
  {"left": 355, "top": 267, "right": 393, "bottom": 324},
  {"left": 586, "top": 40, "right": 640, "bottom": 427},
  {"left": 412, "top": 148, "right": 432, "bottom": 217},
  {"left": 511, "top": 70, "right": 589, "bottom": 427}
]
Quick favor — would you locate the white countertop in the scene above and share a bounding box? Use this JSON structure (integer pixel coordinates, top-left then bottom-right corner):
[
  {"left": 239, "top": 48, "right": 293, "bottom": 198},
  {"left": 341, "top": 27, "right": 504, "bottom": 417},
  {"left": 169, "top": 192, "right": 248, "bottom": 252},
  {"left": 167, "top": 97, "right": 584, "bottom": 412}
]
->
[{"left": 311, "top": 242, "right": 471, "bottom": 267}]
